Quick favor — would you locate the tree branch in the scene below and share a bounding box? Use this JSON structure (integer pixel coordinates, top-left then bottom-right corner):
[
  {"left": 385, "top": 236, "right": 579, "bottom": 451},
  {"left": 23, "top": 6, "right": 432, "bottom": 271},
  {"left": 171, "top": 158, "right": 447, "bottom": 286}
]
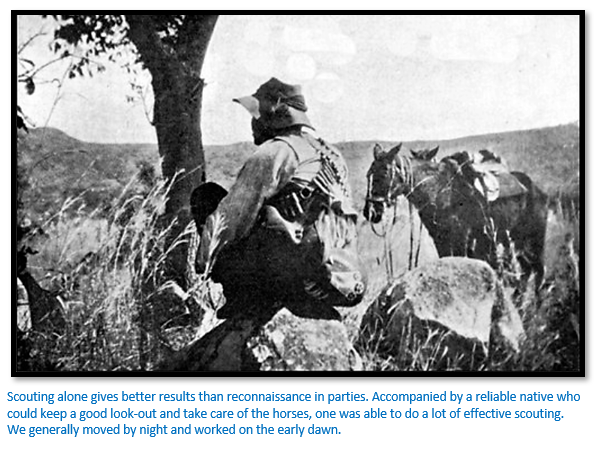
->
[{"left": 18, "top": 30, "right": 48, "bottom": 55}]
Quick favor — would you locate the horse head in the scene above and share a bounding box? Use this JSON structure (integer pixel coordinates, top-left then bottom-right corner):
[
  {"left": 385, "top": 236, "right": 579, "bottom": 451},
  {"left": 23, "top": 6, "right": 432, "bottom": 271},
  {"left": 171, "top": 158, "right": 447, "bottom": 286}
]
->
[
  {"left": 364, "top": 143, "right": 440, "bottom": 223},
  {"left": 364, "top": 143, "right": 404, "bottom": 223}
]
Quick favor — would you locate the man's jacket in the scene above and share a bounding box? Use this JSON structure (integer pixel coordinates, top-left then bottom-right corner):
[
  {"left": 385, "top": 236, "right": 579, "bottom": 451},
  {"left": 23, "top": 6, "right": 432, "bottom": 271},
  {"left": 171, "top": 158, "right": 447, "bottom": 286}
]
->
[{"left": 196, "top": 131, "right": 365, "bottom": 317}]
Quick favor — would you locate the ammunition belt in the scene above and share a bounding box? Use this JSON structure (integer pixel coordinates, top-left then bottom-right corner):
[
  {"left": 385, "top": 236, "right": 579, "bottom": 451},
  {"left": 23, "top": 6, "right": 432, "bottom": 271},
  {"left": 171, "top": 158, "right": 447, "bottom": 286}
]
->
[{"left": 266, "top": 134, "right": 353, "bottom": 223}]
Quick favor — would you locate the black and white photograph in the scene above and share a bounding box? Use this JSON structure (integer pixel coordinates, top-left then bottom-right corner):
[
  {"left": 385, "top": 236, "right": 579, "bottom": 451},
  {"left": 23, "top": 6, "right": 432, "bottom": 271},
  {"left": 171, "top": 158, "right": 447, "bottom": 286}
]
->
[{"left": 15, "top": 13, "right": 582, "bottom": 374}]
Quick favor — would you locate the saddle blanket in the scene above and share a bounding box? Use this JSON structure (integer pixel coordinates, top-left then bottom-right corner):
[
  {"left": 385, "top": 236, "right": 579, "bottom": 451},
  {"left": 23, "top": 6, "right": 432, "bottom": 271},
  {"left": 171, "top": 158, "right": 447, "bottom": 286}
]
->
[{"left": 472, "top": 164, "right": 527, "bottom": 202}]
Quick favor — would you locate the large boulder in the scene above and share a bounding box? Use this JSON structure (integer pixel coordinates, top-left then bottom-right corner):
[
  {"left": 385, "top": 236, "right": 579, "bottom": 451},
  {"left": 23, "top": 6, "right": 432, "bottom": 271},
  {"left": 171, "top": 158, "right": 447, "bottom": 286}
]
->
[
  {"left": 166, "top": 308, "right": 362, "bottom": 371},
  {"left": 358, "top": 257, "right": 524, "bottom": 370}
]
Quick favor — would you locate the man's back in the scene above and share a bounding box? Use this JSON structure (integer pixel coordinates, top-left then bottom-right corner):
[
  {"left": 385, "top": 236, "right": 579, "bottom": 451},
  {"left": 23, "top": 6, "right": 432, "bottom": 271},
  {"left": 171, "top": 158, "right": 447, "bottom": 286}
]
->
[{"left": 193, "top": 78, "right": 365, "bottom": 320}]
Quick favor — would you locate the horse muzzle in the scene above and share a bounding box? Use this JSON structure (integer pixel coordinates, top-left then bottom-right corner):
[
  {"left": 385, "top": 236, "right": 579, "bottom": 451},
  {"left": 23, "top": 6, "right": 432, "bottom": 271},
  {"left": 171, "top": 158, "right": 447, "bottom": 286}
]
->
[{"left": 364, "top": 199, "right": 385, "bottom": 224}]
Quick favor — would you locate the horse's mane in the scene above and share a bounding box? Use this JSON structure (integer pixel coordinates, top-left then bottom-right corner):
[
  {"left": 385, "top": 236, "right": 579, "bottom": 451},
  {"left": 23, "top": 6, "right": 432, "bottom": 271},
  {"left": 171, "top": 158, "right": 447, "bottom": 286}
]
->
[{"left": 394, "top": 153, "right": 414, "bottom": 193}]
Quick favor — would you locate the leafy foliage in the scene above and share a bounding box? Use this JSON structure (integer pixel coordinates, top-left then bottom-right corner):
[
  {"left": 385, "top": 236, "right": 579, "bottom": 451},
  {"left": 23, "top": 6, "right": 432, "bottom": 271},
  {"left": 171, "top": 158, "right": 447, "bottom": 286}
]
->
[
  {"left": 45, "top": 15, "right": 215, "bottom": 77},
  {"left": 45, "top": 14, "right": 127, "bottom": 77}
]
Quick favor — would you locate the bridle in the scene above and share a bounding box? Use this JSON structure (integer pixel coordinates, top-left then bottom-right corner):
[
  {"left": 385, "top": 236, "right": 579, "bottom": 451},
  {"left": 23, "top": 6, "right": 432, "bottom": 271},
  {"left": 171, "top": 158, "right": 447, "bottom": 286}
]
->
[
  {"left": 365, "top": 154, "right": 414, "bottom": 239},
  {"left": 365, "top": 154, "right": 413, "bottom": 211}
]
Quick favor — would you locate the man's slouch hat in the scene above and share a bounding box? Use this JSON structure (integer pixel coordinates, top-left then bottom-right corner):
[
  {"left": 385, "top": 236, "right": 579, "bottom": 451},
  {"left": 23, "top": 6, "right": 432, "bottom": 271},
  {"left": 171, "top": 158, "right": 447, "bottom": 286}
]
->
[{"left": 234, "top": 77, "right": 313, "bottom": 130}]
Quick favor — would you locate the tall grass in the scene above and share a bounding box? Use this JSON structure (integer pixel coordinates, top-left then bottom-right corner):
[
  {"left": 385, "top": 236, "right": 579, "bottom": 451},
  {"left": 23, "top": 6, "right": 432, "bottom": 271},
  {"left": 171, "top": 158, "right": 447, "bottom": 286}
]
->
[
  {"left": 512, "top": 206, "right": 580, "bottom": 372},
  {"left": 20, "top": 176, "right": 220, "bottom": 372}
]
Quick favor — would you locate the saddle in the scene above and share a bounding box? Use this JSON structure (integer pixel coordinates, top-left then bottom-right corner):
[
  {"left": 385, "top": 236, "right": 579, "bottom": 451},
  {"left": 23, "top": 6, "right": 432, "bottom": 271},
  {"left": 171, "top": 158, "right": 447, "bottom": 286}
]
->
[{"left": 468, "top": 150, "right": 527, "bottom": 202}]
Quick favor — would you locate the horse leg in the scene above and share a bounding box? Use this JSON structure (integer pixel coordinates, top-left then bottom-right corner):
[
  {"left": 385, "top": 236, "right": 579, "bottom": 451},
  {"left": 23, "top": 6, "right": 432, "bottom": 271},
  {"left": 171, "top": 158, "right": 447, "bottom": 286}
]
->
[
  {"left": 511, "top": 223, "right": 546, "bottom": 310},
  {"left": 528, "top": 237, "right": 546, "bottom": 307},
  {"left": 512, "top": 262, "right": 530, "bottom": 310},
  {"left": 511, "top": 236, "right": 546, "bottom": 311},
  {"left": 467, "top": 228, "right": 496, "bottom": 269}
]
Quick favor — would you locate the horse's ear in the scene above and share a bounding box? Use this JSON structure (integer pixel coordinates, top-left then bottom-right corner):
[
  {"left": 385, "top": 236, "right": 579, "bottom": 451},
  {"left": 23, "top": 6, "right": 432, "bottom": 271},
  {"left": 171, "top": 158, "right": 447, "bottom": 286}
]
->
[
  {"left": 388, "top": 142, "right": 402, "bottom": 159},
  {"left": 428, "top": 146, "right": 440, "bottom": 160},
  {"left": 416, "top": 146, "right": 439, "bottom": 161},
  {"left": 373, "top": 143, "right": 383, "bottom": 160}
]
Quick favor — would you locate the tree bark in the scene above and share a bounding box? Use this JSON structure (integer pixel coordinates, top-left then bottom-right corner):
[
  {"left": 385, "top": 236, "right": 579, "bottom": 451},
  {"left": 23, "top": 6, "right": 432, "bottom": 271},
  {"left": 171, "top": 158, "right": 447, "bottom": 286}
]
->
[
  {"left": 18, "top": 271, "right": 66, "bottom": 333},
  {"left": 126, "top": 15, "right": 218, "bottom": 289}
]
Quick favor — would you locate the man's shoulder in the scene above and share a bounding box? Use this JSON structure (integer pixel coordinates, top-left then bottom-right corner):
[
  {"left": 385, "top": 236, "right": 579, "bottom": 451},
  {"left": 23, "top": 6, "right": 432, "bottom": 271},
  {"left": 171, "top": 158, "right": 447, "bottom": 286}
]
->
[
  {"left": 256, "top": 137, "right": 297, "bottom": 154},
  {"left": 245, "top": 139, "right": 297, "bottom": 165},
  {"left": 236, "top": 139, "right": 299, "bottom": 176}
]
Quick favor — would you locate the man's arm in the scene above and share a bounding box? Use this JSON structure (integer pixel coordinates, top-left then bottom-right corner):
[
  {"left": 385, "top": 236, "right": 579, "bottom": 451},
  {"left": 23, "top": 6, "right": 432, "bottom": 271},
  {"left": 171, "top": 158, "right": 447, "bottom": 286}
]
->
[{"left": 196, "top": 140, "right": 298, "bottom": 273}]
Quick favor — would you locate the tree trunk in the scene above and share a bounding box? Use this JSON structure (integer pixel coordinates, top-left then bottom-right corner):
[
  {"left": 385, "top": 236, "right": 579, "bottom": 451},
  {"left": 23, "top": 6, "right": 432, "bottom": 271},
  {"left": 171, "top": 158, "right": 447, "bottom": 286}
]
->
[
  {"left": 18, "top": 271, "right": 66, "bottom": 334},
  {"left": 126, "top": 15, "right": 218, "bottom": 289}
]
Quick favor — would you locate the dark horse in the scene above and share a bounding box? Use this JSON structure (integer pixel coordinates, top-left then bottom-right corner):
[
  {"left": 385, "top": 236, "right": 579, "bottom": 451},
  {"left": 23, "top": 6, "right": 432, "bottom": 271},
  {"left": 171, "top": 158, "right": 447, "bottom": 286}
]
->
[{"left": 363, "top": 143, "right": 548, "bottom": 295}]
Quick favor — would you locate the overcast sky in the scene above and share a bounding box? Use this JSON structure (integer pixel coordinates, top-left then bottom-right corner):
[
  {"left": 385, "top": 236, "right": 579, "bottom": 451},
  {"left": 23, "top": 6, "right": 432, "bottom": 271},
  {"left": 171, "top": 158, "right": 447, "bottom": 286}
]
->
[{"left": 17, "top": 14, "right": 580, "bottom": 145}]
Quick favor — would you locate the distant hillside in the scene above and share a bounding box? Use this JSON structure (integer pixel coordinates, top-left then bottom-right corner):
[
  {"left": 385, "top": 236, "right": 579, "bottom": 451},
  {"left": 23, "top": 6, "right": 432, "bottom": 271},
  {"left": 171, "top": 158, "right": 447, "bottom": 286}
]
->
[
  {"left": 17, "top": 127, "right": 159, "bottom": 220},
  {"left": 17, "top": 123, "right": 580, "bottom": 221}
]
